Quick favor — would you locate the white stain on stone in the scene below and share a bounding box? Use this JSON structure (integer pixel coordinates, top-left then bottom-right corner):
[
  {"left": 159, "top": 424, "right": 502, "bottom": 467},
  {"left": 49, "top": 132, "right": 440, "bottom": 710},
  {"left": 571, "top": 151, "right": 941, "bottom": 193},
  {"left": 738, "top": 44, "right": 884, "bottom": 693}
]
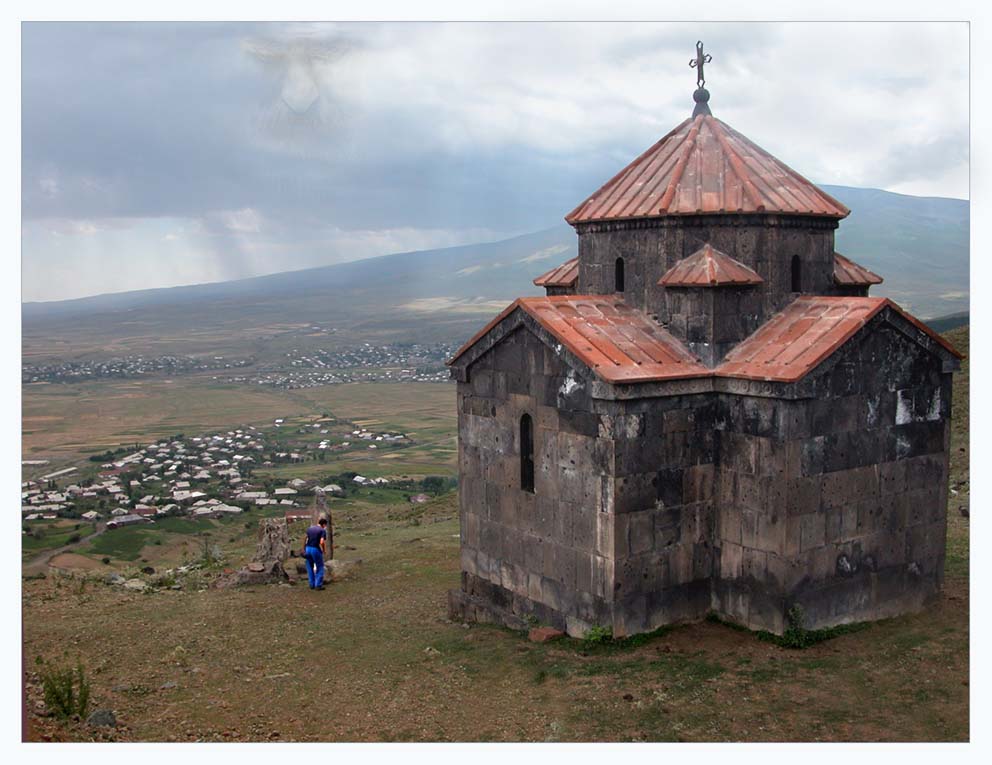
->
[
  {"left": 559, "top": 370, "right": 581, "bottom": 397},
  {"left": 895, "top": 389, "right": 913, "bottom": 425},
  {"left": 927, "top": 389, "right": 942, "bottom": 421},
  {"left": 866, "top": 396, "right": 879, "bottom": 426},
  {"left": 895, "top": 433, "right": 912, "bottom": 459}
]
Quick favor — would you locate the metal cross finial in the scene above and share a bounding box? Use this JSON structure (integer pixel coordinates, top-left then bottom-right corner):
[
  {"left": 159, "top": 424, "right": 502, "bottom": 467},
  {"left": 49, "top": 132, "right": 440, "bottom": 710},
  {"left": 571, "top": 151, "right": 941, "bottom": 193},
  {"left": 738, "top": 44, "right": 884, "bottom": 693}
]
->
[{"left": 689, "top": 40, "right": 712, "bottom": 88}]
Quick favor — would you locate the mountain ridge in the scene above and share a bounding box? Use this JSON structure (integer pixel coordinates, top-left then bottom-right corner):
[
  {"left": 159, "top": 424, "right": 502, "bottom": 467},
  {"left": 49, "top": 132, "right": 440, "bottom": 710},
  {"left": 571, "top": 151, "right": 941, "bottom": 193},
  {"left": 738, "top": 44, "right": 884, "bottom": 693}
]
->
[{"left": 23, "top": 184, "right": 968, "bottom": 325}]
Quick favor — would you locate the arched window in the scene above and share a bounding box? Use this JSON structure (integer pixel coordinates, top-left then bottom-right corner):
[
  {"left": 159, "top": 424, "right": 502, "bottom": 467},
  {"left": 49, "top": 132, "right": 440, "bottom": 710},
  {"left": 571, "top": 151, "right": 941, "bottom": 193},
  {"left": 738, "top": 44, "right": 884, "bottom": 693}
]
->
[
  {"left": 791, "top": 255, "right": 802, "bottom": 292},
  {"left": 520, "top": 414, "right": 535, "bottom": 493},
  {"left": 615, "top": 257, "right": 625, "bottom": 293}
]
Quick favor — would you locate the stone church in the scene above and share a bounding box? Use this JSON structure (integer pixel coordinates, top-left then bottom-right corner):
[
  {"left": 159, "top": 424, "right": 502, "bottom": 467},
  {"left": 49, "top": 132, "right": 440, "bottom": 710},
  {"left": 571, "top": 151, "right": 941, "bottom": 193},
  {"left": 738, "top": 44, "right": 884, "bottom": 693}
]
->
[{"left": 446, "top": 46, "right": 961, "bottom": 637}]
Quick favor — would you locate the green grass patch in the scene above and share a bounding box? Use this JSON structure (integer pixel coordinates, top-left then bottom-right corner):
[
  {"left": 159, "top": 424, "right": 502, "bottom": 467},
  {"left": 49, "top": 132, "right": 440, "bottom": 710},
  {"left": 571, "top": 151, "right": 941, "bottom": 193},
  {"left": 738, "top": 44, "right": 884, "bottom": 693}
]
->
[
  {"left": 154, "top": 516, "right": 216, "bottom": 534},
  {"left": 705, "top": 610, "right": 872, "bottom": 649},
  {"left": 22, "top": 521, "right": 94, "bottom": 559},
  {"left": 82, "top": 527, "right": 153, "bottom": 560}
]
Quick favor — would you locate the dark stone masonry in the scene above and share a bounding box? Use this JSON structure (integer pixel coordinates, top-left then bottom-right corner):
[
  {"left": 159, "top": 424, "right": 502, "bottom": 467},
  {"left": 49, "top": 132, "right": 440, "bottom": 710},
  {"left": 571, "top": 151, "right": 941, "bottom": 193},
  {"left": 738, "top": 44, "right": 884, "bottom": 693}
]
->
[{"left": 446, "top": 67, "right": 961, "bottom": 638}]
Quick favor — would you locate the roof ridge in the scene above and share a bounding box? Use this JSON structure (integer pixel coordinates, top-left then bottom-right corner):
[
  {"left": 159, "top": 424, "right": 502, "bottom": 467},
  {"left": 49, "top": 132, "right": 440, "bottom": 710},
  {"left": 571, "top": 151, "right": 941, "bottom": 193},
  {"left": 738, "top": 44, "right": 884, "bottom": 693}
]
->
[
  {"left": 716, "top": 118, "right": 851, "bottom": 217},
  {"left": 704, "top": 245, "right": 717, "bottom": 284},
  {"left": 659, "top": 242, "right": 763, "bottom": 287},
  {"left": 705, "top": 116, "right": 764, "bottom": 211},
  {"left": 659, "top": 117, "right": 703, "bottom": 212}
]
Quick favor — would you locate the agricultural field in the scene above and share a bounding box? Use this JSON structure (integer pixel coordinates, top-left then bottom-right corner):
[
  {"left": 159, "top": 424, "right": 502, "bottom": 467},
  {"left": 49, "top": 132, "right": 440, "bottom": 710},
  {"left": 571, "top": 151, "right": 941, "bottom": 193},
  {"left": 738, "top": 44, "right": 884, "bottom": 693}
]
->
[
  {"left": 21, "top": 519, "right": 99, "bottom": 563},
  {"left": 22, "top": 377, "right": 457, "bottom": 469}
]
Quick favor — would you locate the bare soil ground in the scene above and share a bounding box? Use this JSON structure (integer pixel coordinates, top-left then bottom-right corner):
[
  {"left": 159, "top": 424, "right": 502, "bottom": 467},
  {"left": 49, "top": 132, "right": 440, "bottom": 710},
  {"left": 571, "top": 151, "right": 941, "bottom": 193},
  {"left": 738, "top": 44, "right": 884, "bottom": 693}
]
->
[{"left": 46, "top": 553, "right": 103, "bottom": 571}]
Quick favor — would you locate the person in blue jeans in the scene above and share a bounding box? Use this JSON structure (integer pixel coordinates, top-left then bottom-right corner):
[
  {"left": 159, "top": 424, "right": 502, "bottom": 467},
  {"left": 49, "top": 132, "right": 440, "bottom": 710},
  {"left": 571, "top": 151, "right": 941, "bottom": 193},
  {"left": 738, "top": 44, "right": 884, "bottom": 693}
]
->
[{"left": 302, "top": 516, "right": 329, "bottom": 590}]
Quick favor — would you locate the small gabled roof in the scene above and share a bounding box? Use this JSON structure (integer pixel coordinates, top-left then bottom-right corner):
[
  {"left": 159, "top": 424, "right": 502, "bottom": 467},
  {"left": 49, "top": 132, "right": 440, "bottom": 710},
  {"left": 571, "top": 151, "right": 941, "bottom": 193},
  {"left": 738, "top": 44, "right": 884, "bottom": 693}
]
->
[
  {"left": 566, "top": 114, "right": 850, "bottom": 225},
  {"left": 718, "top": 296, "right": 961, "bottom": 382},
  {"left": 448, "top": 296, "right": 708, "bottom": 384},
  {"left": 533, "top": 257, "right": 579, "bottom": 288},
  {"left": 659, "top": 244, "right": 763, "bottom": 287},
  {"left": 834, "top": 252, "right": 883, "bottom": 286}
]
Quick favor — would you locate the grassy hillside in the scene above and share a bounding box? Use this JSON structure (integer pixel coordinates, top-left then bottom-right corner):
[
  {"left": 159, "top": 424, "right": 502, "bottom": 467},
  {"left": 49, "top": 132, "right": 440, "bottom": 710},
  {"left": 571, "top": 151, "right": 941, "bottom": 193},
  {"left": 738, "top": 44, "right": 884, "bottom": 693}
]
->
[{"left": 22, "top": 326, "right": 971, "bottom": 743}]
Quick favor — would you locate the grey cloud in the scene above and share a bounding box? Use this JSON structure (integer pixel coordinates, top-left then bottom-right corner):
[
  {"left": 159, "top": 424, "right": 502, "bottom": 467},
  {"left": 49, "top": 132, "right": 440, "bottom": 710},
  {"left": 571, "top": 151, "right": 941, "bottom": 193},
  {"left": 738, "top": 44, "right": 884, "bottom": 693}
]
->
[{"left": 21, "top": 21, "right": 968, "bottom": 301}]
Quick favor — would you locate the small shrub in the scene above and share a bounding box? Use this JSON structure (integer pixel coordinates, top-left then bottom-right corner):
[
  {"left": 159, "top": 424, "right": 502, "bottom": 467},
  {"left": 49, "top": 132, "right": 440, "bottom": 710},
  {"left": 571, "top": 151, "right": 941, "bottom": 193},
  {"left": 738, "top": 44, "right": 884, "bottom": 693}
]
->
[
  {"left": 39, "top": 660, "right": 91, "bottom": 720},
  {"left": 101, "top": 557, "right": 111, "bottom": 565},
  {"left": 778, "top": 604, "right": 811, "bottom": 648},
  {"left": 67, "top": 534, "right": 81, "bottom": 544},
  {"left": 706, "top": 608, "right": 869, "bottom": 649},
  {"left": 583, "top": 625, "right": 613, "bottom": 644}
]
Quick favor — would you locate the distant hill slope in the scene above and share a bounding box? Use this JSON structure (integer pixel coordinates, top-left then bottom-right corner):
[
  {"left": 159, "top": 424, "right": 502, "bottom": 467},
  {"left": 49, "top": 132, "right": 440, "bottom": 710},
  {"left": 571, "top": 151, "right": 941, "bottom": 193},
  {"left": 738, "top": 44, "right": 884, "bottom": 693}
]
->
[
  {"left": 822, "top": 185, "right": 969, "bottom": 319},
  {"left": 23, "top": 185, "right": 968, "bottom": 352},
  {"left": 22, "top": 226, "right": 566, "bottom": 323}
]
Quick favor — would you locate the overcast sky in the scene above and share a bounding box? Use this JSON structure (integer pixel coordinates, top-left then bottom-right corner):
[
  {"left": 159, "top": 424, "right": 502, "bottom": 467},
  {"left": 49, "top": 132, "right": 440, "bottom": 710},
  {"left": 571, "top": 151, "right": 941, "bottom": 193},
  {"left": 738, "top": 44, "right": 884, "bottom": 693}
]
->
[{"left": 21, "top": 21, "right": 969, "bottom": 302}]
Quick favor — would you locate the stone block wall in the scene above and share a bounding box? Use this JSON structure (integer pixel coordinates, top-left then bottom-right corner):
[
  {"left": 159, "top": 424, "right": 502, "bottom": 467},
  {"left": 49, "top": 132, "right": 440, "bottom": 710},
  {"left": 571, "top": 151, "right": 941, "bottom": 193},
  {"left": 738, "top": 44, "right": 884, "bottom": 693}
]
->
[
  {"left": 575, "top": 215, "right": 837, "bottom": 350},
  {"left": 451, "top": 317, "right": 954, "bottom": 638},
  {"left": 665, "top": 287, "right": 765, "bottom": 366},
  {"left": 606, "top": 395, "right": 717, "bottom": 636},
  {"left": 451, "top": 327, "right": 616, "bottom": 636},
  {"left": 710, "top": 324, "right": 953, "bottom": 632}
]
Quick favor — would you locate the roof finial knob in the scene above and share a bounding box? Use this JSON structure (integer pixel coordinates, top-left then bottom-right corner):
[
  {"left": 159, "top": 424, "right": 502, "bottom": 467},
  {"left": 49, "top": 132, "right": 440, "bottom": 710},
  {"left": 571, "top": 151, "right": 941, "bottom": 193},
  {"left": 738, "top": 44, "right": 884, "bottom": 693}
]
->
[{"left": 689, "top": 40, "right": 713, "bottom": 117}]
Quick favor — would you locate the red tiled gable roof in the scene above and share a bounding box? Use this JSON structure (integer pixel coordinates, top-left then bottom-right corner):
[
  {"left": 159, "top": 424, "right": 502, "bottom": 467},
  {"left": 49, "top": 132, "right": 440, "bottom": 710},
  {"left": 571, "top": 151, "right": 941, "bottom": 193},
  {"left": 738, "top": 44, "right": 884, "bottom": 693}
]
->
[
  {"left": 450, "top": 296, "right": 960, "bottom": 386},
  {"left": 566, "top": 115, "right": 850, "bottom": 224},
  {"left": 659, "top": 243, "right": 764, "bottom": 287},
  {"left": 717, "top": 296, "right": 961, "bottom": 382},
  {"left": 533, "top": 257, "right": 579, "bottom": 288},
  {"left": 448, "top": 296, "right": 708, "bottom": 383},
  {"left": 834, "top": 252, "right": 883, "bottom": 286}
]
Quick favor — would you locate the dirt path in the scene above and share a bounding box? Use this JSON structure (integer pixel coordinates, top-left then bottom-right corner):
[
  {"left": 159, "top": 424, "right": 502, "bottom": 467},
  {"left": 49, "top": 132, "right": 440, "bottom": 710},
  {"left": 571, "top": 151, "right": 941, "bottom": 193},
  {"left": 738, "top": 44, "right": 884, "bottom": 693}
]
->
[{"left": 23, "top": 522, "right": 107, "bottom": 576}]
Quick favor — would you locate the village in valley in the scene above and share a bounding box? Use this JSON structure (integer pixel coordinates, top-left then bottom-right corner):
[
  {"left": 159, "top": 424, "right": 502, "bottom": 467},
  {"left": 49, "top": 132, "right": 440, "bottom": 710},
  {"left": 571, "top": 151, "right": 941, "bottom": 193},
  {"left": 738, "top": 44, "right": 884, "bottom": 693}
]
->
[
  {"left": 22, "top": 408, "right": 453, "bottom": 573},
  {"left": 22, "top": 354, "right": 254, "bottom": 384},
  {"left": 23, "top": 341, "right": 457, "bottom": 389}
]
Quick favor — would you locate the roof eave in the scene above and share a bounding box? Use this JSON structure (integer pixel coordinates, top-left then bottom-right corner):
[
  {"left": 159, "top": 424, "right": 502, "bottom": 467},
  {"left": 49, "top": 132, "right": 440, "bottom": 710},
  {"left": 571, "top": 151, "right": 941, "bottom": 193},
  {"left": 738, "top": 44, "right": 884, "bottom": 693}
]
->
[{"left": 568, "top": 209, "right": 850, "bottom": 227}]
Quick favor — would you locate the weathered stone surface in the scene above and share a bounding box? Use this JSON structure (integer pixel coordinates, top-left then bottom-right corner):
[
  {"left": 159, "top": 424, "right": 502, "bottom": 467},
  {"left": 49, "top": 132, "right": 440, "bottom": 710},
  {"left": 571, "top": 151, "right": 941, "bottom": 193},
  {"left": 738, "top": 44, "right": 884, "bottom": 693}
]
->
[
  {"left": 87, "top": 709, "right": 117, "bottom": 727},
  {"left": 212, "top": 518, "right": 295, "bottom": 588},
  {"left": 449, "top": 206, "right": 955, "bottom": 638},
  {"left": 326, "top": 559, "right": 362, "bottom": 582},
  {"left": 253, "top": 518, "right": 291, "bottom": 564}
]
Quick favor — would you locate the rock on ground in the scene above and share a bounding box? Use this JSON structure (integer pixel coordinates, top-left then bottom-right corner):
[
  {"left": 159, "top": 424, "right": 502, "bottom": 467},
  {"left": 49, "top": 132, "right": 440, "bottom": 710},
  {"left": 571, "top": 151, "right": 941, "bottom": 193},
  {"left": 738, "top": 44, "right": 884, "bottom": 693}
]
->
[
  {"left": 326, "top": 559, "right": 362, "bottom": 582},
  {"left": 253, "top": 519, "right": 291, "bottom": 563},
  {"left": 211, "top": 518, "right": 293, "bottom": 588},
  {"left": 87, "top": 709, "right": 117, "bottom": 727}
]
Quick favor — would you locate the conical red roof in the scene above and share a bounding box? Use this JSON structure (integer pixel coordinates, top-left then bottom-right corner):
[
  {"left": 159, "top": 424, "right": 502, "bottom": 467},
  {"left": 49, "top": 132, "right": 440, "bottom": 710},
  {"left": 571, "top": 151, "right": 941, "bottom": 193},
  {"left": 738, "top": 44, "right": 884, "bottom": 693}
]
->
[
  {"left": 566, "top": 114, "right": 849, "bottom": 224},
  {"left": 659, "top": 243, "right": 763, "bottom": 287},
  {"left": 833, "top": 252, "right": 883, "bottom": 286},
  {"left": 533, "top": 257, "right": 579, "bottom": 288}
]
